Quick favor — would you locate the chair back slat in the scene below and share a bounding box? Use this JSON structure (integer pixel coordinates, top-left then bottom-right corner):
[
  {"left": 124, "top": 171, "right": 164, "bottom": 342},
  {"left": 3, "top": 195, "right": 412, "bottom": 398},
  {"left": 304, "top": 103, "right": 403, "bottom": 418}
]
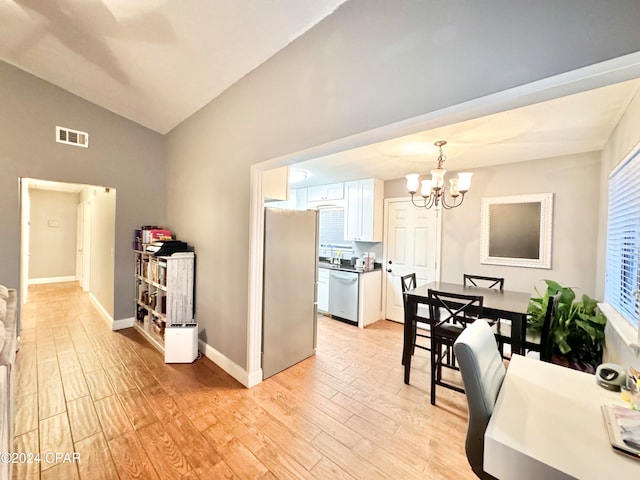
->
[
  {"left": 540, "top": 292, "right": 561, "bottom": 362},
  {"left": 400, "top": 273, "right": 417, "bottom": 293},
  {"left": 463, "top": 274, "right": 504, "bottom": 291},
  {"left": 428, "top": 289, "right": 483, "bottom": 327}
]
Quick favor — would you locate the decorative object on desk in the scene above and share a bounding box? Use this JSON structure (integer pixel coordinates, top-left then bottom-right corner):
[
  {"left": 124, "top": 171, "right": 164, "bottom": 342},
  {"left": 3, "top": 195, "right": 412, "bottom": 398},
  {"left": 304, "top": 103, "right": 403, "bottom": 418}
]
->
[
  {"left": 405, "top": 140, "right": 472, "bottom": 210},
  {"left": 596, "top": 363, "right": 627, "bottom": 391},
  {"left": 528, "top": 279, "right": 606, "bottom": 373},
  {"left": 480, "top": 193, "right": 553, "bottom": 269}
]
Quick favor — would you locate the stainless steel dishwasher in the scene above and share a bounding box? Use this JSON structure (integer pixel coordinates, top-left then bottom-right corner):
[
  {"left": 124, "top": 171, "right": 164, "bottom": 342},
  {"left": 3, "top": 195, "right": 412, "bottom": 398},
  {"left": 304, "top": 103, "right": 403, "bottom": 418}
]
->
[{"left": 328, "top": 270, "right": 359, "bottom": 323}]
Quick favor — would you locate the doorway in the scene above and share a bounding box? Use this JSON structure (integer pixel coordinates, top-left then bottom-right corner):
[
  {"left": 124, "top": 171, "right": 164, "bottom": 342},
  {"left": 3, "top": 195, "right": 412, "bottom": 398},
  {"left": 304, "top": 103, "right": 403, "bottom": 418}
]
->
[
  {"left": 19, "top": 178, "right": 116, "bottom": 321},
  {"left": 383, "top": 199, "right": 440, "bottom": 322}
]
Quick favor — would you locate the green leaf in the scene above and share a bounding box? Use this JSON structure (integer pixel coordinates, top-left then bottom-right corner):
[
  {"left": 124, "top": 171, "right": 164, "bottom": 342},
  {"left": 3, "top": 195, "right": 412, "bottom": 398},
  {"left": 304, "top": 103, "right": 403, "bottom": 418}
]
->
[{"left": 528, "top": 279, "right": 607, "bottom": 369}]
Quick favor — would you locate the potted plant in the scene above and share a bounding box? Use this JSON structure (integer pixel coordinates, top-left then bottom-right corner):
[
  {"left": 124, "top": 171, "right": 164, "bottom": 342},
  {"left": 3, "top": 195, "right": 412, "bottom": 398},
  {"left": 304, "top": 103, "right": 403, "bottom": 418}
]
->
[{"left": 527, "top": 279, "right": 607, "bottom": 373}]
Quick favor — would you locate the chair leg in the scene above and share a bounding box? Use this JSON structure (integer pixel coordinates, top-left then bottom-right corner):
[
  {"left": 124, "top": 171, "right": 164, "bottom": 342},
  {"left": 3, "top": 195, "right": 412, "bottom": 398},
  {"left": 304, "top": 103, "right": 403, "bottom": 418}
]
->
[
  {"left": 496, "top": 322, "right": 505, "bottom": 357},
  {"left": 412, "top": 321, "right": 417, "bottom": 355},
  {"left": 430, "top": 339, "right": 437, "bottom": 405}
]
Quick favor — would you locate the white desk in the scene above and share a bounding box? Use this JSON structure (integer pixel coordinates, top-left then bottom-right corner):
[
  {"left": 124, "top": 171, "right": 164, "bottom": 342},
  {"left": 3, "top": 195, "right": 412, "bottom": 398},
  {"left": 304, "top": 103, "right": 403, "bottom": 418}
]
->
[{"left": 485, "top": 355, "right": 640, "bottom": 479}]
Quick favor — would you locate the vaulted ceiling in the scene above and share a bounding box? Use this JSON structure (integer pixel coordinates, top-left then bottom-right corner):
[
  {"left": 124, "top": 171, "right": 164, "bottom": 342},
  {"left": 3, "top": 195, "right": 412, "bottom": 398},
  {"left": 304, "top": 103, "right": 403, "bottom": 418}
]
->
[
  {"left": 0, "top": 0, "right": 347, "bottom": 134},
  {"left": 1, "top": 1, "right": 638, "bottom": 184}
]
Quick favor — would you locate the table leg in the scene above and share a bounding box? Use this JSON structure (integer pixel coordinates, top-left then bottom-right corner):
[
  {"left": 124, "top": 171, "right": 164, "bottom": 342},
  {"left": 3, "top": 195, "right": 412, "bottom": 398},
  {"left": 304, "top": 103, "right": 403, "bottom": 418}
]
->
[{"left": 403, "top": 296, "right": 417, "bottom": 384}]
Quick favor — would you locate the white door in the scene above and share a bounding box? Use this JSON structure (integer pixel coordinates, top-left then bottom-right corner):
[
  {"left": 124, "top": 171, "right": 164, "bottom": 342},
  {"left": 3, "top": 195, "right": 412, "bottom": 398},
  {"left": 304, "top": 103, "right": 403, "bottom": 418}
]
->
[{"left": 384, "top": 200, "right": 440, "bottom": 322}]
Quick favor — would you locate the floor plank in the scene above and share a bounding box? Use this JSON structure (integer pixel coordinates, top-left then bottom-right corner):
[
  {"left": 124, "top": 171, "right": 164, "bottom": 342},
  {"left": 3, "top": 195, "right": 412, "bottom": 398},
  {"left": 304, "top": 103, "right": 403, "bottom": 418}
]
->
[
  {"left": 11, "top": 282, "right": 477, "bottom": 480},
  {"left": 93, "top": 394, "right": 134, "bottom": 441},
  {"left": 108, "top": 431, "right": 160, "bottom": 480}
]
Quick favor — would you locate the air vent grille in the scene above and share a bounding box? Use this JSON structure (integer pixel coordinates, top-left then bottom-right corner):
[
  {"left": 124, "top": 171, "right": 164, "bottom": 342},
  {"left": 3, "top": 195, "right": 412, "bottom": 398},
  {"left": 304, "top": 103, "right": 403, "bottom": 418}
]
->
[{"left": 56, "top": 126, "right": 89, "bottom": 148}]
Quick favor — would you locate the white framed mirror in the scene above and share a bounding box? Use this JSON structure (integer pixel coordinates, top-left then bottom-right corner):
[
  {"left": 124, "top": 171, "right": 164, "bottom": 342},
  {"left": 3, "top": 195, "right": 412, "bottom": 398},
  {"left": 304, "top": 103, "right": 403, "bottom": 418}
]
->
[{"left": 480, "top": 193, "right": 553, "bottom": 269}]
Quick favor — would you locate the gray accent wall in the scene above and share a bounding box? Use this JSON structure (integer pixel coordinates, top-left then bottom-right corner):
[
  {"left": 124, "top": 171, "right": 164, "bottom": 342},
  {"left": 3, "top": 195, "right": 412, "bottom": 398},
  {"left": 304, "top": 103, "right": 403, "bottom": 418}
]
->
[
  {"left": 387, "top": 152, "right": 601, "bottom": 296},
  {"left": 0, "top": 61, "right": 166, "bottom": 320},
  {"left": 166, "top": 0, "right": 640, "bottom": 369}
]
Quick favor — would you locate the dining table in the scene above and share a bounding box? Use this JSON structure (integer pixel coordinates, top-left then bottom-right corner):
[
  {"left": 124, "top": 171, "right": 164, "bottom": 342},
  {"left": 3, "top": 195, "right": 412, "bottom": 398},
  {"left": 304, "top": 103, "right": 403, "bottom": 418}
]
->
[{"left": 402, "top": 281, "right": 532, "bottom": 384}]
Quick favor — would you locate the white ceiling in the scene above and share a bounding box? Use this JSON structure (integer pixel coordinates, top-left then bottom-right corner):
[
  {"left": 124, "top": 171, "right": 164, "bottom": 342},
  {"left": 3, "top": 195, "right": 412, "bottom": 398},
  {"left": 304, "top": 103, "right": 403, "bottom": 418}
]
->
[
  {"left": 290, "top": 79, "right": 640, "bottom": 187},
  {"left": 1, "top": 1, "right": 638, "bottom": 186},
  {"left": 0, "top": 0, "right": 347, "bottom": 134}
]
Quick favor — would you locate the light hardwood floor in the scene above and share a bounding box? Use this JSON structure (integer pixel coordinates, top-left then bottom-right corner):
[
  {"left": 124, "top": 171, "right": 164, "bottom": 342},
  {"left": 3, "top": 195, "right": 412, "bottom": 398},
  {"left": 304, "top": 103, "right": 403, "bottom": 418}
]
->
[{"left": 12, "top": 282, "right": 475, "bottom": 479}]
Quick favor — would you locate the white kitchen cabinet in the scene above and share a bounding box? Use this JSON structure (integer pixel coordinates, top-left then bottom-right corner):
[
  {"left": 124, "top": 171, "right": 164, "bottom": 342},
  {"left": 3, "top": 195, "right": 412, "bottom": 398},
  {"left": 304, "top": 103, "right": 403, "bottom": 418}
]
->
[
  {"left": 317, "top": 268, "right": 329, "bottom": 312},
  {"left": 307, "top": 182, "right": 344, "bottom": 202},
  {"left": 344, "top": 178, "right": 384, "bottom": 242},
  {"left": 358, "top": 269, "right": 382, "bottom": 328}
]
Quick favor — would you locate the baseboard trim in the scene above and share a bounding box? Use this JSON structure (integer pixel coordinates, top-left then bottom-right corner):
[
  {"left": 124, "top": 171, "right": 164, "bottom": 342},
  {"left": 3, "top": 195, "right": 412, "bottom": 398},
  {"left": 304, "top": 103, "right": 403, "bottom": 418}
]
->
[
  {"left": 113, "top": 317, "right": 135, "bottom": 331},
  {"left": 89, "top": 293, "right": 115, "bottom": 329},
  {"left": 28, "top": 276, "right": 76, "bottom": 285},
  {"left": 246, "top": 369, "right": 263, "bottom": 388},
  {"left": 198, "top": 339, "right": 254, "bottom": 388}
]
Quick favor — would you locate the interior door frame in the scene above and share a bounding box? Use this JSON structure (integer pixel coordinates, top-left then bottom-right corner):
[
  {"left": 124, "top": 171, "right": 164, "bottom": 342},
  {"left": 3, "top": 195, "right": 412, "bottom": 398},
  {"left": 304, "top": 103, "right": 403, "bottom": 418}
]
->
[
  {"left": 381, "top": 197, "right": 442, "bottom": 321},
  {"left": 246, "top": 54, "right": 640, "bottom": 388},
  {"left": 80, "top": 200, "right": 91, "bottom": 292}
]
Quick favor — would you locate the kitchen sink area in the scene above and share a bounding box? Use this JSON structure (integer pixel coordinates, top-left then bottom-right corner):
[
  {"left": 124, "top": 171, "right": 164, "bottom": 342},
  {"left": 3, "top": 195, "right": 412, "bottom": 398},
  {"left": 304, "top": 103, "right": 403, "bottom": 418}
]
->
[
  {"left": 270, "top": 177, "right": 386, "bottom": 329},
  {"left": 317, "top": 256, "right": 382, "bottom": 328}
]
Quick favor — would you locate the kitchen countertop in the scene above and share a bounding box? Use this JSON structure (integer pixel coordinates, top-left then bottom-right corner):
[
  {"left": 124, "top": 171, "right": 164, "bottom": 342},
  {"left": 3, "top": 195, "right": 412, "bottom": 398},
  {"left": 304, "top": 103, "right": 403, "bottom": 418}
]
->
[{"left": 318, "top": 261, "right": 382, "bottom": 274}]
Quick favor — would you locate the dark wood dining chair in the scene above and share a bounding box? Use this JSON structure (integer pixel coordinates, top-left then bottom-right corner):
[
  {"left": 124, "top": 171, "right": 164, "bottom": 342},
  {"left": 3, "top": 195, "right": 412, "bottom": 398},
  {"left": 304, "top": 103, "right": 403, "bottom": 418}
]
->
[
  {"left": 428, "top": 289, "right": 483, "bottom": 405},
  {"left": 526, "top": 291, "right": 561, "bottom": 362},
  {"left": 463, "top": 274, "right": 504, "bottom": 290},
  {"left": 463, "top": 274, "right": 509, "bottom": 356},
  {"left": 496, "top": 291, "right": 560, "bottom": 362},
  {"left": 454, "top": 319, "right": 505, "bottom": 480},
  {"left": 400, "top": 273, "right": 430, "bottom": 354}
]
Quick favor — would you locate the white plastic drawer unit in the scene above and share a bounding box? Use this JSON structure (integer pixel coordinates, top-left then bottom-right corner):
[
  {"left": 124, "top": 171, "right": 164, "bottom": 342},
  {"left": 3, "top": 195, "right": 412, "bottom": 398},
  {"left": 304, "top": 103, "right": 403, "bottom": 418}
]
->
[{"left": 328, "top": 270, "right": 359, "bottom": 323}]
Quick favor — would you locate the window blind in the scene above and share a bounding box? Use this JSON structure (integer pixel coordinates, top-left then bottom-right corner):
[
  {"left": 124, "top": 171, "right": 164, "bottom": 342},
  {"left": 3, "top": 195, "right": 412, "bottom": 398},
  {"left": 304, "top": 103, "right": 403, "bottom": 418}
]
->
[
  {"left": 606, "top": 147, "right": 640, "bottom": 329},
  {"left": 318, "top": 207, "right": 348, "bottom": 246}
]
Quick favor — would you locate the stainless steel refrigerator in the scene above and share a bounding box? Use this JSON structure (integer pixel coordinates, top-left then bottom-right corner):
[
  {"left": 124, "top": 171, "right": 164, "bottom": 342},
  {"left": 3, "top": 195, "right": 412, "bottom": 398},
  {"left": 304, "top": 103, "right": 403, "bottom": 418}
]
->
[{"left": 262, "top": 207, "right": 318, "bottom": 379}]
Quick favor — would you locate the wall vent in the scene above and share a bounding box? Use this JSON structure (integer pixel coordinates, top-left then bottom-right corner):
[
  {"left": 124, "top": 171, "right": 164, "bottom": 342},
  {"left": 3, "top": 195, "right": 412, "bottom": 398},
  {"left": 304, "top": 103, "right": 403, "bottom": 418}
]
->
[{"left": 56, "top": 126, "right": 89, "bottom": 148}]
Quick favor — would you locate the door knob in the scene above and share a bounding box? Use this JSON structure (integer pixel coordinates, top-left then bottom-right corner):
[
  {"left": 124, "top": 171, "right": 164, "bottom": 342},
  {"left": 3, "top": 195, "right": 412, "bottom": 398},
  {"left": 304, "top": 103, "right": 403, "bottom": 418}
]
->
[{"left": 387, "top": 269, "right": 392, "bottom": 273}]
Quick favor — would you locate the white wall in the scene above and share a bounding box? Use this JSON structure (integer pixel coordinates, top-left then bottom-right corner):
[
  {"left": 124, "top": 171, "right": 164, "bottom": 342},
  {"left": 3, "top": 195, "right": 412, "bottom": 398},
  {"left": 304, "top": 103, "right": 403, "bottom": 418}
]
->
[
  {"left": 28, "top": 189, "right": 78, "bottom": 280},
  {"left": 385, "top": 152, "right": 601, "bottom": 296},
  {"left": 597, "top": 87, "right": 640, "bottom": 367},
  {"left": 166, "top": 0, "right": 640, "bottom": 375}
]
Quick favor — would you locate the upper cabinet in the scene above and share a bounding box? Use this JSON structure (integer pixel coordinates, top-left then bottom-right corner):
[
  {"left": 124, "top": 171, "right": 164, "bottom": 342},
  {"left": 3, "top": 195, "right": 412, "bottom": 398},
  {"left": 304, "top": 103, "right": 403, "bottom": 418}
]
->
[
  {"left": 344, "top": 178, "right": 384, "bottom": 242},
  {"left": 307, "top": 183, "right": 344, "bottom": 202}
]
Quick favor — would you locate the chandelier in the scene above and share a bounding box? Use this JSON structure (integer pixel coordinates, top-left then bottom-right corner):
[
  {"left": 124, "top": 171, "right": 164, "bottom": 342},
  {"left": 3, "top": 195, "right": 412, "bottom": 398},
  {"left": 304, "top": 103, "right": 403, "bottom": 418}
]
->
[{"left": 405, "top": 140, "right": 473, "bottom": 209}]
